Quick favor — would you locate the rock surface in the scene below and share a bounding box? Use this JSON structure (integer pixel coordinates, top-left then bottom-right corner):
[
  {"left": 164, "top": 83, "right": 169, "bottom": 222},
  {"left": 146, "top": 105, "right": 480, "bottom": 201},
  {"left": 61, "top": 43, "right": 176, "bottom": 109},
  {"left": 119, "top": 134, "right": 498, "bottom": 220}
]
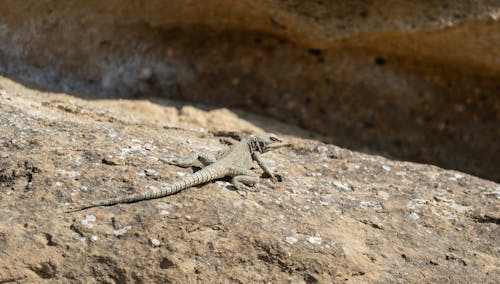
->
[
  {"left": 1, "top": 78, "right": 499, "bottom": 283},
  {"left": 0, "top": 1, "right": 499, "bottom": 181}
]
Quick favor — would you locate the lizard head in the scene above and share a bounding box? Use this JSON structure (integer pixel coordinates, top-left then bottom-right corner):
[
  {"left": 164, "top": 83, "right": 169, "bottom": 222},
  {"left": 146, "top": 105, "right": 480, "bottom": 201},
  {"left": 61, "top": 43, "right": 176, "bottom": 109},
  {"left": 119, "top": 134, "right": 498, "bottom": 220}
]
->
[{"left": 251, "top": 133, "right": 287, "bottom": 153}]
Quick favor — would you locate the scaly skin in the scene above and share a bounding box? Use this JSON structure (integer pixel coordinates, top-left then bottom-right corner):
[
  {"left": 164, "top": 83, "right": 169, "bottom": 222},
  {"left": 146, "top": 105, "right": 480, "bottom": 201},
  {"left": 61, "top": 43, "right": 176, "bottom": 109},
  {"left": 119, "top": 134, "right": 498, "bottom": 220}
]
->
[{"left": 65, "top": 133, "right": 286, "bottom": 212}]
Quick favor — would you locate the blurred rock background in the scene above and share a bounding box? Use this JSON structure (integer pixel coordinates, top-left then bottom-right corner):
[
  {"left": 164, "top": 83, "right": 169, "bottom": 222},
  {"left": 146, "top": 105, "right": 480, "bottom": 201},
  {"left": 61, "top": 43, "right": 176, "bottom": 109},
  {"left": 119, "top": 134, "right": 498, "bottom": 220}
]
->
[{"left": 0, "top": 0, "right": 499, "bottom": 180}]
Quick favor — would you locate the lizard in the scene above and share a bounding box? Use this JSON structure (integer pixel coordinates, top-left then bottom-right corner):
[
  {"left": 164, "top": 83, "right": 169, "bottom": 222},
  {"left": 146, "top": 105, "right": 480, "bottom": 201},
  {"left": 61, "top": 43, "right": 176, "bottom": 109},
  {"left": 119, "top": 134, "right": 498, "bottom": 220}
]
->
[{"left": 65, "top": 133, "right": 286, "bottom": 212}]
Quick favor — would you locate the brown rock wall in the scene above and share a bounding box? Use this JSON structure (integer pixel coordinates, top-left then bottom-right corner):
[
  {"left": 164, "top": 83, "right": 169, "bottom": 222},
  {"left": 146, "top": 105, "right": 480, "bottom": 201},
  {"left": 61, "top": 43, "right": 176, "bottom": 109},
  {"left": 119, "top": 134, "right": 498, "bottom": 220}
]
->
[{"left": 0, "top": 0, "right": 499, "bottom": 180}]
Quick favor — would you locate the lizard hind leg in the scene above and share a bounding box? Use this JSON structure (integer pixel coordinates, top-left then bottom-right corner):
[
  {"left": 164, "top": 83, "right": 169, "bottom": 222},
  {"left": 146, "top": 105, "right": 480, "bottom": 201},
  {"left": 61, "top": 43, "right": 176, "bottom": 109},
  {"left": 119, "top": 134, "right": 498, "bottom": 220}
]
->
[{"left": 230, "top": 167, "right": 260, "bottom": 192}]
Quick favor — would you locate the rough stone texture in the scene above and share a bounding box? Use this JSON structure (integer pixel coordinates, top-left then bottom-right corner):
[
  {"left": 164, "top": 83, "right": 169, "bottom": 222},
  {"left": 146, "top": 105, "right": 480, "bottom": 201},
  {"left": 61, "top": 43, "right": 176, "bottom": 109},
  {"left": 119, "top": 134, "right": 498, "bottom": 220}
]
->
[
  {"left": 1, "top": 78, "right": 499, "bottom": 283},
  {"left": 0, "top": 1, "right": 499, "bottom": 181}
]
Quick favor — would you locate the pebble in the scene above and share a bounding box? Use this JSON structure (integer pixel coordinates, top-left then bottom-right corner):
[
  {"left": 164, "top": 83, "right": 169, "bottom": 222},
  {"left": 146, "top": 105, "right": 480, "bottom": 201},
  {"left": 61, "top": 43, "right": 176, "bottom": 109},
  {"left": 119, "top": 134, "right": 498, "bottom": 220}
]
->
[
  {"left": 409, "top": 212, "right": 420, "bottom": 220},
  {"left": 145, "top": 169, "right": 157, "bottom": 176},
  {"left": 382, "top": 165, "right": 391, "bottom": 171},
  {"left": 307, "top": 235, "right": 322, "bottom": 245},
  {"left": 150, "top": 238, "right": 161, "bottom": 247},
  {"left": 316, "top": 145, "right": 328, "bottom": 153},
  {"left": 285, "top": 236, "right": 298, "bottom": 245},
  {"left": 159, "top": 210, "right": 169, "bottom": 215},
  {"left": 91, "top": 235, "right": 99, "bottom": 242},
  {"left": 143, "top": 143, "right": 154, "bottom": 150},
  {"left": 215, "top": 180, "right": 232, "bottom": 189},
  {"left": 113, "top": 225, "right": 132, "bottom": 237}
]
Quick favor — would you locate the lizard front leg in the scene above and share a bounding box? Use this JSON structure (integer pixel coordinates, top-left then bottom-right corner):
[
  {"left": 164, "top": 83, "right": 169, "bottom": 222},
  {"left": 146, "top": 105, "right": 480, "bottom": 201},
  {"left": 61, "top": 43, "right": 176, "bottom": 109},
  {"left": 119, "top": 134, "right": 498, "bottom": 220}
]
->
[
  {"left": 164, "top": 151, "right": 216, "bottom": 167},
  {"left": 252, "top": 152, "right": 277, "bottom": 181}
]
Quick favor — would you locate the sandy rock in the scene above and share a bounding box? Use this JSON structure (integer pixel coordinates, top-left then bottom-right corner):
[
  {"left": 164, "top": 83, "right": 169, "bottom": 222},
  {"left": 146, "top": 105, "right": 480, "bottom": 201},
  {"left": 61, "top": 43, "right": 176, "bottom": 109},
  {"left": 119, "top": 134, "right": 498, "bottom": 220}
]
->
[{"left": 0, "top": 79, "right": 498, "bottom": 283}]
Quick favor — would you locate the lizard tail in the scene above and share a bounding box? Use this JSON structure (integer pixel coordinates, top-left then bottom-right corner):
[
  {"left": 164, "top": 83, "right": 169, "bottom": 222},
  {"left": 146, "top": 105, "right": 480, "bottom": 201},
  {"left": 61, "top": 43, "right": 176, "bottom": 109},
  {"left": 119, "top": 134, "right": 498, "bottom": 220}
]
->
[
  {"left": 64, "top": 166, "right": 224, "bottom": 213},
  {"left": 64, "top": 188, "right": 176, "bottom": 213}
]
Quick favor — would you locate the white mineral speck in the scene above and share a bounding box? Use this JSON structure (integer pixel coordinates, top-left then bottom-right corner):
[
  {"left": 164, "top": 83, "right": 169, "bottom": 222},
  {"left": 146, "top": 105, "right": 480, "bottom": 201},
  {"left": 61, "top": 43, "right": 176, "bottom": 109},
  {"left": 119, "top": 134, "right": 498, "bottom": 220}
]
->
[
  {"left": 307, "top": 235, "right": 322, "bottom": 245},
  {"left": 285, "top": 236, "right": 298, "bottom": 245},
  {"left": 91, "top": 235, "right": 99, "bottom": 241},
  {"left": 316, "top": 145, "right": 328, "bottom": 153},
  {"left": 382, "top": 165, "right": 391, "bottom": 171},
  {"left": 333, "top": 180, "right": 351, "bottom": 191},
  {"left": 159, "top": 210, "right": 169, "bottom": 215},
  {"left": 215, "top": 180, "right": 232, "bottom": 189},
  {"left": 81, "top": 215, "right": 96, "bottom": 229},
  {"left": 409, "top": 212, "right": 420, "bottom": 220},
  {"left": 145, "top": 169, "right": 157, "bottom": 176},
  {"left": 150, "top": 238, "right": 161, "bottom": 247},
  {"left": 114, "top": 225, "right": 132, "bottom": 237},
  {"left": 107, "top": 131, "right": 118, "bottom": 138},
  {"left": 80, "top": 237, "right": 87, "bottom": 242}
]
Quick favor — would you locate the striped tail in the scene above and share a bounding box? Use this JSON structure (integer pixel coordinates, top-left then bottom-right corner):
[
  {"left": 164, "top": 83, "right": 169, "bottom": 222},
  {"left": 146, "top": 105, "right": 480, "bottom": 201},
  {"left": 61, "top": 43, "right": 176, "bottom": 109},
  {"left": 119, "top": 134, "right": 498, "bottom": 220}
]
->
[{"left": 65, "top": 165, "right": 226, "bottom": 212}]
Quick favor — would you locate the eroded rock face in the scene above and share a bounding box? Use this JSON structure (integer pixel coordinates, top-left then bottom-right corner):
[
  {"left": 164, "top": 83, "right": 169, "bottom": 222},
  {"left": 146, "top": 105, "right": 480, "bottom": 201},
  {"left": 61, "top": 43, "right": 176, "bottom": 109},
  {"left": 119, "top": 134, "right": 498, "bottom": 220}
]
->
[
  {"left": 0, "top": 1, "right": 498, "bottom": 182},
  {"left": 0, "top": 79, "right": 499, "bottom": 283}
]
